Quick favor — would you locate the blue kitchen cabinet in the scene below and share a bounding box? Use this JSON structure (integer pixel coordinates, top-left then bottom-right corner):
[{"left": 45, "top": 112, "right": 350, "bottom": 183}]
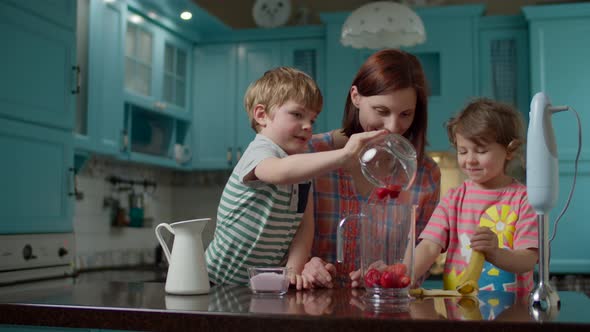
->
[
  {"left": 234, "top": 40, "right": 282, "bottom": 161},
  {"left": 321, "top": 5, "right": 484, "bottom": 152},
  {"left": 0, "top": 0, "right": 75, "bottom": 234},
  {"left": 75, "top": 0, "right": 126, "bottom": 156},
  {"left": 524, "top": 3, "right": 590, "bottom": 273},
  {"left": 192, "top": 43, "right": 238, "bottom": 169},
  {"left": 0, "top": 117, "right": 74, "bottom": 234},
  {"left": 124, "top": 9, "right": 192, "bottom": 120},
  {"left": 2, "top": 0, "right": 76, "bottom": 30},
  {"left": 0, "top": 0, "right": 76, "bottom": 130},
  {"left": 478, "top": 15, "right": 530, "bottom": 122},
  {"left": 191, "top": 35, "right": 325, "bottom": 169},
  {"left": 281, "top": 38, "right": 327, "bottom": 134},
  {"left": 118, "top": 6, "right": 194, "bottom": 169}
]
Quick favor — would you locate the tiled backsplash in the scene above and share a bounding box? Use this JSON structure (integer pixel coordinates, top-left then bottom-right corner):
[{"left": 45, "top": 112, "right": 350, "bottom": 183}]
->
[{"left": 74, "top": 156, "right": 227, "bottom": 270}]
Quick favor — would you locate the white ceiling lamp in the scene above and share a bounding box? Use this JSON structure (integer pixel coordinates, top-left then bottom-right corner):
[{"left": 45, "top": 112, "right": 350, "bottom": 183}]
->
[{"left": 341, "top": 1, "right": 426, "bottom": 49}]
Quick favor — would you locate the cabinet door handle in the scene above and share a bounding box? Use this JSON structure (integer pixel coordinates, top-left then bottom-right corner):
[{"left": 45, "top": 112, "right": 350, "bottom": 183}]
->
[
  {"left": 71, "top": 65, "right": 80, "bottom": 94},
  {"left": 226, "top": 147, "right": 232, "bottom": 166},
  {"left": 236, "top": 147, "right": 242, "bottom": 162},
  {"left": 121, "top": 130, "right": 128, "bottom": 152},
  {"left": 68, "top": 167, "right": 83, "bottom": 200}
]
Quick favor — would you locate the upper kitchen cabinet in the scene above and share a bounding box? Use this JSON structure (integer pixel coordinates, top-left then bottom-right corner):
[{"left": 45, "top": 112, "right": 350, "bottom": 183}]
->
[
  {"left": 524, "top": 3, "right": 590, "bottom": 274},
  {"left": 478, "top": 15, "right": 530, "bottom": 121},
  {"left": 192, "top": 43, "right": 237, "bottom": 169},
  {"left": 193, "top": 27, "right": 325, "bottom": 169},
  {"left": 124, "top": 9, "right": 192, "bottom": 120},
  {"left": 234, "top": 37, "right": 326, "bottom": 163},
  {"left": 321, "top": 5, "right": 484, "bottom": 151},
  {"left": 2, "top": 0, "right": 76, "bottom": 30},
  {"left": 75, "top": 0, "right": 126, "bottom": 156},
  {"left": 0, "top": 0, "right": 76, "bottom": 130}
]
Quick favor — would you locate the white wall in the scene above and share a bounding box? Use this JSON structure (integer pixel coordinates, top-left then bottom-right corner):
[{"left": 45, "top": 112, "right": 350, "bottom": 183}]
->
[{"left": 73, "top": 156, "right": 225, "bottom": 270}]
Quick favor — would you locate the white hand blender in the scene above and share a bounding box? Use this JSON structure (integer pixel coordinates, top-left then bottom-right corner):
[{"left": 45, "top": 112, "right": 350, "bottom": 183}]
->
[{"left": 526, "top": 92, "right": 568, "bottom": 319}]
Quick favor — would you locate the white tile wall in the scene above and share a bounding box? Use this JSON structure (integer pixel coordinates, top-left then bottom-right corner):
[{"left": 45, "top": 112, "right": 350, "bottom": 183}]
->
[{"left": 73, "top": 156, "right": 226, "bottom": 270}]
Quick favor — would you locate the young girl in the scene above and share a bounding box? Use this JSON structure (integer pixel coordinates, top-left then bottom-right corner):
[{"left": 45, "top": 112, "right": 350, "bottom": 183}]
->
[{"left": 414, "top": 98, "right": 539, "bottom": 295}]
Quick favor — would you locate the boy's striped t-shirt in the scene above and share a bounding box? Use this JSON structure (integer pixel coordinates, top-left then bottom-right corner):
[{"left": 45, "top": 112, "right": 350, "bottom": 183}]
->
[
  {"left": 205, "top": 135, "right": 308, "bottom": 285},
  {"left": 419, "top": 180, "right": 538, "bottom": 295}
]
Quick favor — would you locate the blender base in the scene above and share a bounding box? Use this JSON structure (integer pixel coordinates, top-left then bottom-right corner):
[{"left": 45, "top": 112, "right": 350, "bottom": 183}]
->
[{"left": 529, "top": 282, "right": 561, "bottom": 321}]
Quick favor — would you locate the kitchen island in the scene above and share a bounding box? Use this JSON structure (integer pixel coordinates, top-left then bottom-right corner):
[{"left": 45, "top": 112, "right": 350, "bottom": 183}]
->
[{"left": 0, "top": 279, "right": 588, "bottom": 332}]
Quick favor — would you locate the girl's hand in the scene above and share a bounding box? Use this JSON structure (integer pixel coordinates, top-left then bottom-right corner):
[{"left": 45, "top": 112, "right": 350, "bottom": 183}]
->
[
  {"left": 470, "top": 226, "right": 499, "bottom": 261},
  {"left": 301, "top": 257, "right": 337, "bottom": 289}
]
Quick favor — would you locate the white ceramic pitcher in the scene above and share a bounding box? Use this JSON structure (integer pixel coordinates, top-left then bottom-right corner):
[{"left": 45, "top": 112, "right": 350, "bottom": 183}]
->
[{"left": 155, "top": 218, "right": 211, "bottom": 295}]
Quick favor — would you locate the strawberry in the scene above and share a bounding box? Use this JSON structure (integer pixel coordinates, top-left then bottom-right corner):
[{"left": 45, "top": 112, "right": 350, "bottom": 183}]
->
[
  {"left": 386, "top": 263, "right": 407, "bottom": 277},
  {"left": 399, "top": 275, "right": 411, "bottom": 288},
  {"left": 379, "top": 271, "right": 397, "bottom": 288},
  {"left": 364, "top": 268, "right": 381, "bottom": 288},
  {"left": 375, "top": 188, "right": 388, "bottom": 199},
  {"left": 386, "top": 184, "right": 401, "bottom": 198}
]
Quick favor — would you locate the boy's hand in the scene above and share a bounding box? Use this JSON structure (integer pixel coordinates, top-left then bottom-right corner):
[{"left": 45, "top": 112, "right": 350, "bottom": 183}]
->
[
  {"left": 350, "top": 269, "right": 362, "bottom": 288},
  {"left": 470, "top": 226, "right": 499, "bottom": 261},
  {"left": 342, "top": 130, "right": 389, "bottom": 167},
  {"left": 289, "top": 273, "right": 312, "bottom": 290},
  {"left": 301, "top": 257, "right": 337, "bottom": 288}
]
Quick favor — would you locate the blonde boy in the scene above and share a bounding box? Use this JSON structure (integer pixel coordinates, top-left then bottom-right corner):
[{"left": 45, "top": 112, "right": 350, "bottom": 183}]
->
[{"left": 205, "top": 67, "right": 385, "bottom": 288}]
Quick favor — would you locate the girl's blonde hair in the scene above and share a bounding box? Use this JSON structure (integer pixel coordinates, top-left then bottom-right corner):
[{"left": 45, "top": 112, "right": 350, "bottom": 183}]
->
[
  {"left": 447, "top": 98, "right": 525, "bottom": 168},
  {"left": 244, "top": 66, "right": 323, "bottom": 133}
]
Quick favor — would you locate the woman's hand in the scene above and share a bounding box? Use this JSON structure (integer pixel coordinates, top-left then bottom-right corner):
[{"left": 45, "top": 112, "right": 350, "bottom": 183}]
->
[
  {"left": 470, "top": 226, "right": 499, "bottom": 261},
  {"left": 301, "top": 257, "right": 337, "bottom": 288}
]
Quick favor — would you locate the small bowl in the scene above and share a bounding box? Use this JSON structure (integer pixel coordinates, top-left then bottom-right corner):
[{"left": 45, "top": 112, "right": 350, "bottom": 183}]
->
[{"left": 248, "top": 267, "right": 290, "bottom": 296}]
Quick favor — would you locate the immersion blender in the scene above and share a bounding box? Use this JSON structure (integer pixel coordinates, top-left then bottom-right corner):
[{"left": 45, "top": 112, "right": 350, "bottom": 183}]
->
[{"left": 526, "top": 92, "right": 568, "bottom": 319}]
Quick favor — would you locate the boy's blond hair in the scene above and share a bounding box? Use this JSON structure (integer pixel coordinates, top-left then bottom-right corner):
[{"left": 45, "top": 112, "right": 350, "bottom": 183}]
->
[{"left": 244, "top": 66, "right": 323, "bottom": 133}]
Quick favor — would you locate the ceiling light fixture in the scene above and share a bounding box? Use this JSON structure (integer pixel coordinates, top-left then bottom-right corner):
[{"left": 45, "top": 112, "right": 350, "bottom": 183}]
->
[
  {"left": 180, "top": 11, "right": 192, "bottom": 20},
  {"left": 341, "top": 1, "right": 426, "bottom": 49}
]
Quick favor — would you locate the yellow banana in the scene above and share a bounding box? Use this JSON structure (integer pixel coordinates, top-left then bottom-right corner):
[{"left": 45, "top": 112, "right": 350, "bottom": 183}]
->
[
  {"left": 456, "top": 250, "right": 484, "bottom": 295},
  {"left": 457, "top": 251, "right": 485, "bottom": 294}
]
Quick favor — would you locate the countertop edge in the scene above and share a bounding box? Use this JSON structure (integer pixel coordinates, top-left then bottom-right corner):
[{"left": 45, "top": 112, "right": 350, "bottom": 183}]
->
[{"left": 1, "top": 303, "right": 588, "bottom": 332}]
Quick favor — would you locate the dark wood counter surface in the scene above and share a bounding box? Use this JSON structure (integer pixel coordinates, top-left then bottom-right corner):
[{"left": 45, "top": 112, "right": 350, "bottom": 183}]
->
[{"left": 0, "top": 278, "right": 589, "bottom": 332}]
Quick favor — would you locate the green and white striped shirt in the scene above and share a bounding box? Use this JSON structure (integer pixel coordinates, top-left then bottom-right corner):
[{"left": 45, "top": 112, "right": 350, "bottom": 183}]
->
[{"left": 205, "top": 135, "right": 310, "bottom": 285}]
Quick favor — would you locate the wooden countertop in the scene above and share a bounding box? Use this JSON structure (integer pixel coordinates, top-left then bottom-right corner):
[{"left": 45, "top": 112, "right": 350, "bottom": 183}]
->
[{"left": 0, "top": 279, "right": 588, "bottom": 332}]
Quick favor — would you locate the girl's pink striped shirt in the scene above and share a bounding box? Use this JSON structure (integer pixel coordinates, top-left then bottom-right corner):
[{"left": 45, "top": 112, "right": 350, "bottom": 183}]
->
[{"left": 419, "top": 180, "right": 538, "bottom": 295}]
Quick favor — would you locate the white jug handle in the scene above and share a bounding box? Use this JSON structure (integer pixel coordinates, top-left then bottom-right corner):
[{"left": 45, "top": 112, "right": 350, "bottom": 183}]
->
[{"left": 155, "top": 223, "right": 175, "bottom": 263}]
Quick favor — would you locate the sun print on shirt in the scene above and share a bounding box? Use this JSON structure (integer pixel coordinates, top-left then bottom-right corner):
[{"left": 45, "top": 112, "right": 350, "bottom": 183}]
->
[{"left": 478, "top": 204, "right": 518, "bottom": 291}]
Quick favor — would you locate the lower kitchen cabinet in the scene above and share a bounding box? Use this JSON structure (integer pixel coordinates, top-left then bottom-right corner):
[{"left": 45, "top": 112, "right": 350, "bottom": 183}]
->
[
  {"left": 524, "top": 3, "right": 590, "bottom": 274},
  {"left": 0, "top": 118, "right": 74, "bottom": 234}
]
